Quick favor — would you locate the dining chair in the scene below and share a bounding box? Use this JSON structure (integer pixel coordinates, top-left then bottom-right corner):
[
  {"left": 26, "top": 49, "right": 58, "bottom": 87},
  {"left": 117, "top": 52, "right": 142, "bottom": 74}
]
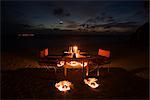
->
[
  {"left": 40, "top": 48, "right": 49, "bottom": 58},
  {"left": 94, "top": 49, "right": 111, "bottom": 76},
  {"left": 39, "top": 48, "right": 61, "bottom": 73}
]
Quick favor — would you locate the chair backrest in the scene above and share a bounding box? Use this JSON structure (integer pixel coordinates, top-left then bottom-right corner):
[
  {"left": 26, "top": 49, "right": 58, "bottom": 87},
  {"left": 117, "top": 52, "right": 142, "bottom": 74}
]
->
[
  {"left": 44, "top": 48, "right": 48, "bottom": 56},
  {"left": 98, "top": 49, "right": 110, "bottom": 58},
  {"left": 40, "top": 48, "right": 48, "bottom": 58}
]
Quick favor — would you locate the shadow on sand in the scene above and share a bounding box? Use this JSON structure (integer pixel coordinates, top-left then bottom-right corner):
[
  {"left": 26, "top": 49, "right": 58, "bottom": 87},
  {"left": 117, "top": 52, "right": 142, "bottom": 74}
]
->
[{"left": 1, "top": 67, "right": 149, "bottom": 99}]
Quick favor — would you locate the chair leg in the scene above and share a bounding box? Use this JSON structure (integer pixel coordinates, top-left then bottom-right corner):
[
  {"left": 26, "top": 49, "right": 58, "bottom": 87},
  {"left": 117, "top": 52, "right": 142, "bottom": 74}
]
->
[
  {"left": 64, "top": 67, "right": 67, "bottom": 76},
  {"left": 54, "top": 67, "right": 57, "bottom": 73},
  {"left": 97, "top": 65, "right": 99, "bottom": 76},
  {"left": 86, "top": 66, "right": 89, "bottom": 76},
  {"left": 108, "top": 64, "right": 110, "bottom": 72}
]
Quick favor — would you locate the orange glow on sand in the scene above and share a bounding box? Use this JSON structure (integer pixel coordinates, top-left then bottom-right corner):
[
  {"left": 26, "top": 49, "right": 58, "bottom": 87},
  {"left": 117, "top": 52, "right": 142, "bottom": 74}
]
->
[
  {"left": 66, "top": 61, "right": 81, "bottom": 66},
  {"left": 84, "top": 78, "right": 99, "bottom": 88},
  {"left": 57, "top": 61, "right": 65, "bottom": 67},
  {"left": 80, "top": 62, "right": 88, "bottom": 67},
  {"left": 55, "top": 80, "right": 73, "bottom": 92},
  {"left": 66, "top": 61, "right": 88, "bottom": 67}
]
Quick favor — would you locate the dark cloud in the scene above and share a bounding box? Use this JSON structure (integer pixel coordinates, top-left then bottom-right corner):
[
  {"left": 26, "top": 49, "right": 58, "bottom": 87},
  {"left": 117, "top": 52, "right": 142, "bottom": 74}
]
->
[
  {"left": 2, "top": 1, "right": 147, "bottom": 35},
  {"left": 65, "top": 20, "right": 77, "bottom": 24},
  {"left": 37, "top": 24, "right": 45, "bottom": 27},
  {"left": 84, "top": 14, "right": 116, "bottom": 26},
  {"left": 53, "top": 8, "right": 63, "bottom": 16},
  {"left": 66, "top": 24, "right": 79, "bottom": 28},
  {"left": 93, "top": 22, "right": 138, "bottom": 29},
  {"left": 19, "top": 24, "right": 33, "bottom": 28},
  {"left": 64, "top": 13, "right": 71, "bottom": 17},
  {"left": 79, "top": 21, "right": 138, "bottom": 33},
  {"left": 106, "top": 16, "right": 115, "bottom": 22},
  {"left": 85, "top": 19, "right": 95, "bottom": 24},
  {"left": 53, "top": 8, "right": 71, "bottom": 18},
  {"left": 81, "top": 11, "right": 139, "bottom": 31},
  {"left": 65, "top": 20, "right": 79, "bottom": 28},
  {"left": 107, "top": 22, "right": 138, "bottom": 28},
  {"left": 80, "top": 14, "right": 116, "bottom": 30},
  {"left": 32, "top": 24, "right": 47, "bottom": 29}
]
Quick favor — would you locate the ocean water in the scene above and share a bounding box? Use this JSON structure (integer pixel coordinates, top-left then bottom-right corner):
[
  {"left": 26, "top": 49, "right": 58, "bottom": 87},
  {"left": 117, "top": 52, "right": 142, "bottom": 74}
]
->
[{"left": 2, "top": 35, "right": 131, "bottom": 52}]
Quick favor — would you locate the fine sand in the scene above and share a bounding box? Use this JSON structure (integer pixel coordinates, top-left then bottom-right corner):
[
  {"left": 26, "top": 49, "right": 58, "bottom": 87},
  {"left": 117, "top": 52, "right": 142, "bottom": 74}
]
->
[
  {"left": 1, "top": 43, "right": 149, "bottom": 78},
  {"left": 1, "top": 42, "right": 149, "bottom": 99}
]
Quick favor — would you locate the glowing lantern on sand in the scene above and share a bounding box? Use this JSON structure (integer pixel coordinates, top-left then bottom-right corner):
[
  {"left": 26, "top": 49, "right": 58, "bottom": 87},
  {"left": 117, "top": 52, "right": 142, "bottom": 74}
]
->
[
  {"left": 55, "top": 80, "right": 72, "bottom": 92},
  {"left": 66, "top": 61, "right": 81, "bottom": 67},
  {"left": 80, "top": 62, "right": 88, "bottom": 67},
  {"left": 84, "top": 78, "right": 99, "bottom": 88},
  {"left": 66, "top": 61, "right": 88, "bottom": 67},
  {"left": 57, "top": 61, "right": 65, "bottom": 67}
]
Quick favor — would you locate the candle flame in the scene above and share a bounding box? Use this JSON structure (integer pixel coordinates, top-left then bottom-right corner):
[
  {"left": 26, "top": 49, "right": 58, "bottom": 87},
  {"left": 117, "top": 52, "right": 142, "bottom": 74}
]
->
[
  {"left": 84, "top": 78, "right": 99, "bottom": 88},
  {"left": 73, "top": 46, "right": 78, "bottom": 53},
  {"left": 55, "top": 80, "right": 72, "bottom": 92},
  {"left": 57, "top": 61, "right": 65, "bottom": 67}
]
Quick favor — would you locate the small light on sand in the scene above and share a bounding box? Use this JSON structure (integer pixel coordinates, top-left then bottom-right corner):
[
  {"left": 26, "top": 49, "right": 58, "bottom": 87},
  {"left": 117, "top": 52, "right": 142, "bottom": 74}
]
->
[
  {"left": 57, "top": 61, "right": 65, "bottom": 67},
  {"left": 84, "top": 78, "right": 99, "bottom": 88},
  {"left": 55, "top": 80, "right": 72, "bottom": 92},
  {"left": 66, "top": 61, "right": 80, "bottom": 66},
  {"left": 66, "top": 61, "right": 87, "bottom": 67},
  {"left": 80, "top": 62, "right": 88, "bottom": 67}
]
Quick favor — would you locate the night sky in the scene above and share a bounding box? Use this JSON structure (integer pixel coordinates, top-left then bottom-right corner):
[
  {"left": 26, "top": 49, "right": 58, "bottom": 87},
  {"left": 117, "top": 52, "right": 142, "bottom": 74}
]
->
[{"left": 2, "top": 0, "right": 149, "bottom": 35}]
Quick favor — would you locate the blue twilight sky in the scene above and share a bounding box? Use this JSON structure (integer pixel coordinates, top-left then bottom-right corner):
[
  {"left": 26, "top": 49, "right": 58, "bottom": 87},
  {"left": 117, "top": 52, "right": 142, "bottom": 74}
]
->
[{"left": 2, "top": 0, "right": 149, "bottom": 35}]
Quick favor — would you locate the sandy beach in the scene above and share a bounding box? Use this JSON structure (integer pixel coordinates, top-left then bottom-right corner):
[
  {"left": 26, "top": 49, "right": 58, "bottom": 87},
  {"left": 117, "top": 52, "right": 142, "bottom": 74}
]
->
[
  {"left": 1, "top": 67, "right": 149, "bottom": 99},
  {"left": 1, "top": 37, "right": 149, "bottom": 99},
  {"left": 1, "top": 41, "right": 148, "bottom": 75}
]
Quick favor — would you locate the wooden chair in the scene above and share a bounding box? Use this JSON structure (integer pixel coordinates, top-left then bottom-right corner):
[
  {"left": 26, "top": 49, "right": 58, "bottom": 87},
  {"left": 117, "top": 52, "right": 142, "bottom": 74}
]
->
[
  {"left": 39, "top": 48, "right": 63, "bottom": 73},
  {"left": 97, "top": 49, "right": 111, "bottom": 75},
  {"left": 91, "top": 49, "right": 111, "bottom": 76}
]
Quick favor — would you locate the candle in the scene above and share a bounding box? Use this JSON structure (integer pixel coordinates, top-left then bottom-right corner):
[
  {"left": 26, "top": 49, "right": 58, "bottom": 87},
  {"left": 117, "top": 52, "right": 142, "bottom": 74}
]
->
[{"left": 73, "top": 46, "right": 78, "bottom": 53}]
